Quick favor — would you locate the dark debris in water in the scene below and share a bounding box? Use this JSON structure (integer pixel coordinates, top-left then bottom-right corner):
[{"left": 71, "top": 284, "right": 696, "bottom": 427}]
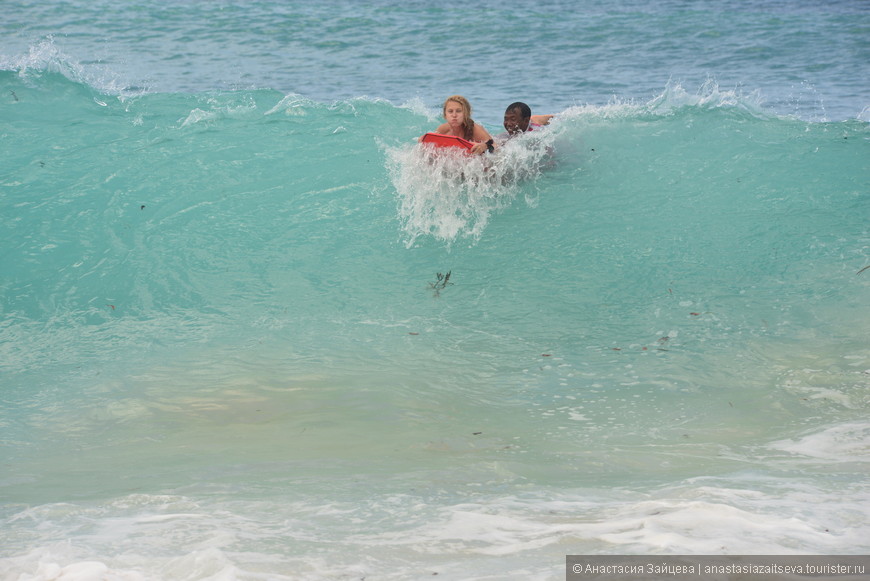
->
[{"left": 428, "top": 271, "right": 453, "bottom": 297}]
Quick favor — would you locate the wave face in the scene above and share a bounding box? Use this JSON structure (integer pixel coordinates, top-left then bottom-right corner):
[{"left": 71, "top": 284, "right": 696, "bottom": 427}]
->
[{"left": 2, "top": 67, "right": 870, "bottom": 580}]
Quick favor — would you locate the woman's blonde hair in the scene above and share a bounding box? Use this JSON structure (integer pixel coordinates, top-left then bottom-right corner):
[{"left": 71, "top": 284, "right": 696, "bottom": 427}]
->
[{"left": 443, "top": 95, "right": 476, "bottom": 140}]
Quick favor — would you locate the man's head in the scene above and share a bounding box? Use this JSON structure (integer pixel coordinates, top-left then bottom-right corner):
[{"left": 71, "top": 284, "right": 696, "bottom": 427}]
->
[{"left": 503, "top": 102, "right": 532, "bottom": 135}]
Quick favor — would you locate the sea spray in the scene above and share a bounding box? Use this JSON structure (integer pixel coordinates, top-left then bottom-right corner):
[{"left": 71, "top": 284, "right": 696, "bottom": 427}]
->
[{"left": 387, "top": 128, "right": 557, "bottom": 247}]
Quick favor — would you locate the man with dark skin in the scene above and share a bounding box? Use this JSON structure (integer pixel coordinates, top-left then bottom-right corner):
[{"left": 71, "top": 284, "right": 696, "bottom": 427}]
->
[{"left": 499, "top": 102, "right": 553, "bottom": 140}]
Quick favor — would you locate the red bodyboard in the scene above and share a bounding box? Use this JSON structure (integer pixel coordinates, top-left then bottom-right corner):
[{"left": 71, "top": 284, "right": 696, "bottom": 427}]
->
[{"left": 421, "top": 132, "right": 474, "bottom": 151}]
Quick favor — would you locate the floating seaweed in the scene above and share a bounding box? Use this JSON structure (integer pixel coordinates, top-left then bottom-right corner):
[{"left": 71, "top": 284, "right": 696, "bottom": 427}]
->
[{"left": 429, "top": 271, "right": 453, "bottom": 297}]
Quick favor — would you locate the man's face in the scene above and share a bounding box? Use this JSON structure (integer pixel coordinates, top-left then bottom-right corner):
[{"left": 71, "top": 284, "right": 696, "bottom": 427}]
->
[{"left": 503, "top": 108, "right": 530, "bottom": 135}]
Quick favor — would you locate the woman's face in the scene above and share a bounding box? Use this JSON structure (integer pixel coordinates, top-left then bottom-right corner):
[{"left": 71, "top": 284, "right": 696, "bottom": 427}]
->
[{"left": 444, "top": 101, "right": 466, "bottom": 128}]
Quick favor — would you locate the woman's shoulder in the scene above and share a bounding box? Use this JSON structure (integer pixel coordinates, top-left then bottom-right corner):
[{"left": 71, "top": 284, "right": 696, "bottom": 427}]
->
[{"left": 471, "top": 123, "right": 493, "bottom": 141}]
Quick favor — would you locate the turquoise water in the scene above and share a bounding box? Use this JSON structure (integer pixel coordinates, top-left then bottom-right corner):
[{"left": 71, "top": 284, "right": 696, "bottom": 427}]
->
[{"left": 2, "top": 1, "right": 869, "bottom": 580}]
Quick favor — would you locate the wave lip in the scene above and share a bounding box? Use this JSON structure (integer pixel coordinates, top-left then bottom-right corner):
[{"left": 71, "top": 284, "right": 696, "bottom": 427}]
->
[{"left": 0, "top": 37, "right": 142, "bottom": 97}]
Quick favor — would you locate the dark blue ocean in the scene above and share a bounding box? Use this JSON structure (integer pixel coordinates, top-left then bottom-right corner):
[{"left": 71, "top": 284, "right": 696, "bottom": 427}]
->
[{"left": 2, "top": 1, "right": 869, "bottom": 579}]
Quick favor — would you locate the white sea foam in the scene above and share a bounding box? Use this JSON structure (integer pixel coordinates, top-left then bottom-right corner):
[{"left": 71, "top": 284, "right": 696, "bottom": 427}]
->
[
  {"left": 2, "top": 474, "right": 869, "bottom": 581},
  {"left": 769, "top": 422, "right": 870, "bottom": 463},
  {"left": 357, "top": 481, "right": 870, "bottom": 559},
  {"left": 385, "top": 130, "right": 555, "bottom": 247}
]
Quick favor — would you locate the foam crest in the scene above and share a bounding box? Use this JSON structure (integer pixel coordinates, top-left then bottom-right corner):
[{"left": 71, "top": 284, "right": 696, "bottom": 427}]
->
[
  {"left": 555, "top": 80, "right": 768, "bottom": 121},
  {"left": 179, "top": 97, "right": 258, "bottom": 127},
  {"left": 1, "top": 37, "right": 132, "bottom": 96},
  {"left": 263, "top": 92, "right": 318, "bottom": 116},
  {"left": 647, "top": 79, "right": 766, "bottom": 116},
  {"left": 399, "top": 96, "right": 438, "bottom": 121},
  {"left": 1, "top": 38, "right": 81, "bottom": 79}
]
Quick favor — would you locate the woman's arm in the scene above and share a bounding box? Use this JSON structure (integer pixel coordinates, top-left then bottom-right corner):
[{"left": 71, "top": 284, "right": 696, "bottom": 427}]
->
[{"left": 469, "top": 124, "right": 495, "bottom": 154}]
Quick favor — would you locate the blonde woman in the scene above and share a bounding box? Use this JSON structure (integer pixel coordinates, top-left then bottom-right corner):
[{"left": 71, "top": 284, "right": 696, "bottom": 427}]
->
[{"left": 426, "top": 95, "right": 495, "bottom": 155}]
